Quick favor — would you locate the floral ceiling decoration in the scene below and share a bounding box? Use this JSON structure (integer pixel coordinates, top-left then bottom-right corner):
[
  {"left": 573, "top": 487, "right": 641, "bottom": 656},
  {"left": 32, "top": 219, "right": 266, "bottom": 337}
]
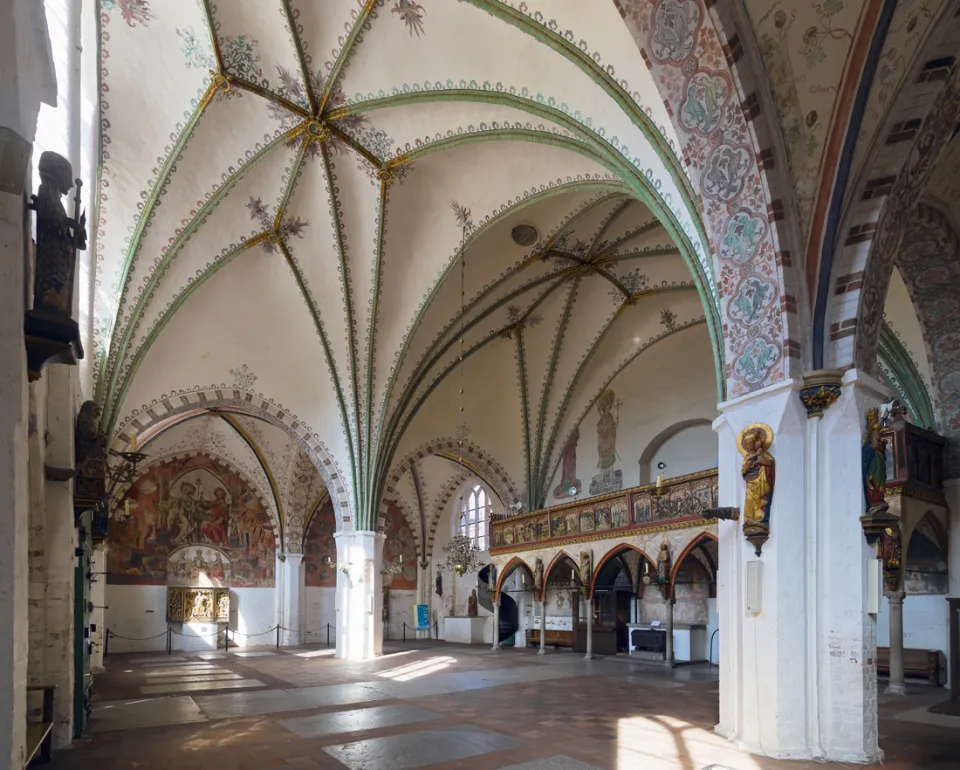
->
[{"left": 90, "top": 0, "right": 821, "bottom": 531}]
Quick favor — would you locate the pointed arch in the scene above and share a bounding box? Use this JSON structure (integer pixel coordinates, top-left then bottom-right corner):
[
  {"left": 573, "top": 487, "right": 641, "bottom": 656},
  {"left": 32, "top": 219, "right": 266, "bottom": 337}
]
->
[
  {"left": 591, "top": 543, "right": 656, "bottom": 601},
  {"left": 542, "top": 550, "right": 581, "bottom": 601},
  {"left": 495, "top": 556, "right": 534, "bottom": 598},
  {"left": 670, "top": 532, "right": 719, "bottom": 599}
]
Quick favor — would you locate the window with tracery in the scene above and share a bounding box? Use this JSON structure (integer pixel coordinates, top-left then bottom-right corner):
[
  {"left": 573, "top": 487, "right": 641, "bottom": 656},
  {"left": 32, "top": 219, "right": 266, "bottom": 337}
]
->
[{"left": 459, "top": 485, "right": 488, "bottom": 550}]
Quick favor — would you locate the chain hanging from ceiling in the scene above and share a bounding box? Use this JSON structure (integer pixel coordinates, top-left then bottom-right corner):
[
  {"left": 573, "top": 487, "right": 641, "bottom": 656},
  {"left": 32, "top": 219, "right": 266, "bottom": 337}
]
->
[{"left": 437, "top": 201, "right": 482, "bottom": 578}]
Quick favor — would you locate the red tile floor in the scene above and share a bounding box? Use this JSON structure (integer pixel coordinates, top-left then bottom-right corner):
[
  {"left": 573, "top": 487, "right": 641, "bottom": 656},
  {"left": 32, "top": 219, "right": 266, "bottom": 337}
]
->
[{"left": 46, "top": 643, "right": 960, "bottom": 770}]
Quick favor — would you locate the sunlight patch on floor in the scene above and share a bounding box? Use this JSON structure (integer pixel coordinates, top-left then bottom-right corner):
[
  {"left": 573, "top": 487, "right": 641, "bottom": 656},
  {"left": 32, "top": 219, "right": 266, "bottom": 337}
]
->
[
  {"left": 617, "top": 715, "right": 763, "bottom": 770},
  {"left": 375, "top": 656, "right": 457, "bottom": 682}
]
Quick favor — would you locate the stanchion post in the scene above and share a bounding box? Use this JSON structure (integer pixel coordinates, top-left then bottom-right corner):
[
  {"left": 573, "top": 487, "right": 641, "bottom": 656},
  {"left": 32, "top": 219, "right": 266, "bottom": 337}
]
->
[
  {"left": 326, "top": 623, "right": 330, "bottom": 648},
  {"left": 104, "top": 629, "right": 110, "bottom": 659},
  {"left": 166, "top": 624, "right": 172, "bottom": 654},
  {"left": 276, "top": 624, "right": 280, "bottom": 650},
  {"left": 403, "top": 623, "right": 406, "bottom": 644}
]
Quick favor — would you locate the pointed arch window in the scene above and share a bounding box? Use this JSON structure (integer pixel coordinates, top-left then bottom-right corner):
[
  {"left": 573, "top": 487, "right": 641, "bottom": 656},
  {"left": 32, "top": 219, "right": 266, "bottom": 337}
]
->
[{"left": 460, "top": 485, "right": 488, "bottom": 550}]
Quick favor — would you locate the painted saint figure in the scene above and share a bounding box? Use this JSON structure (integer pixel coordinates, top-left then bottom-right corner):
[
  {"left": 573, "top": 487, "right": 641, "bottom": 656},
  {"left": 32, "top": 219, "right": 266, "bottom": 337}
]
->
[
  {"left": 740, "top": 425, "right": 775, "bottom": 525},
  {"left": 861, "top": 407, "right": 889, "bottom": 515},
  {"left": 552, "top": 426, "right": 582, "bottom": 499},
  {"left": 656, "top": 542, "right": 671, "bottom": 586},
  {"left": 534, "top": 557, "right": 544, "bottom": 597},
  {"left": 468, "top": 589, "right": 478, "bottom": 617},
  {"left": 596, "top": 390, "right": 619, "bottom": 480}
]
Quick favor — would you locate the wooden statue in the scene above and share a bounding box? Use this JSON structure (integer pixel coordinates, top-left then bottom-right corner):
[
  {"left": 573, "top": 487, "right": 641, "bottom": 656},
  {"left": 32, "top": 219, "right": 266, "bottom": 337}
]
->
[
  {"left": 534, "top": 557, "right": 544, "bottom": 597},
  {"left": 487, "top": 562, "right": 497, "bottom": 592},
  {"left": 579, "top": 550, "right": 592, "bottom": 593},
  {"left": 862, "top": 407, "right": 889, "bottom": 515},
  {"left": 30, "top": 151, "right": 86, "bottom": 318},
  {"left": 382, "top": 587, "right": 389, "bottom": 623},
  {"left": 435, "top": 569, "right": 443, "bottom": 597},
  {"left": 878, "top": 523, "right": 902, "bottom": 593},
  {"left": 656, "top": 542, "right": 671, "bottom": 586},
  {"left": 467, "top": 589, "right": 478, "bottom": 617},
  {"left": 738, "top": 422, "right": 775, "bottom": 555},
  {"left": 75, "top": 400, "right": 107, "bottom": 505}
]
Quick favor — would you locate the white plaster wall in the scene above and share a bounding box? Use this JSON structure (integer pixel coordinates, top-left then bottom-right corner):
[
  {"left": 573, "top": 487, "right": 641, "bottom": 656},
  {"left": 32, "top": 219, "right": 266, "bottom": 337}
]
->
[
  {"left": 384, "top": 590, "right": 416, "bottom": 641},
  {"left": 304, "top": 587, "right": 336, "bottom": 644},
  {"left": 105, "top": 585, "right": 277, "bottom": 652},
  {"left": 706, "top": 597, "right": 719, "bottom": 665},
  {"left": 648, "top": 424, "right": 718, "bottom": 482},
  {"left": 877, "top": 595, "right": 948, "bottom": 659},
  {"left": 548, "top": 328, "right": 717, "bottom": 504}
]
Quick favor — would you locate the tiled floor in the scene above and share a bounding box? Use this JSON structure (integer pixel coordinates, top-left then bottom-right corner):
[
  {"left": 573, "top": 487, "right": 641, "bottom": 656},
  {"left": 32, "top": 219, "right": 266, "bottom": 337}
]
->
[{"left": 48, "top": 643, "right": 960, "bottom": 770}]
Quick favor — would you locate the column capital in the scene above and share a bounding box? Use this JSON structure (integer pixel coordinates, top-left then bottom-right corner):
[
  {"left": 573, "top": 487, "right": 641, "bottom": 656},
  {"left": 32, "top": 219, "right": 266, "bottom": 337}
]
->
[
  {"left": 799, "top": 369, "right": 844, "bottom": 418},
  {"left": 885, "top": 590, "right": 906, "bottom": 604}
]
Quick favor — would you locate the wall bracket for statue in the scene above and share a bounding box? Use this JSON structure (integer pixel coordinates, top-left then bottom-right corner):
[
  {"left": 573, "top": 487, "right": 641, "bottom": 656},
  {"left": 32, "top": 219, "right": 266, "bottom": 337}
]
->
[
  {"left": 74, "top": 400, "right": 108, "bottom": 540},
  {"left": 738, "top": 423, "right": 775, "bottom": 557},
  {"left": 25, "top": 152, "right": 85, "bottom": 381}
]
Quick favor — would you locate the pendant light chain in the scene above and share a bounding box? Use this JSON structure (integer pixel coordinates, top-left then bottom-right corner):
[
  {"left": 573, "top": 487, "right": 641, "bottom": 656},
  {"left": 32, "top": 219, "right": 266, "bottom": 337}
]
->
[{"left": 458, "top": 221, "right": 466, "bottom": 524}]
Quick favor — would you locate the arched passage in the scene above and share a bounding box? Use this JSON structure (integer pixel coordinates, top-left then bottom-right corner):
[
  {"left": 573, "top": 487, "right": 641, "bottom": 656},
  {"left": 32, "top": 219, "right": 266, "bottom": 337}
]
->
[{"left": 638, "top": 418, "right": 717, "bottom": 484}]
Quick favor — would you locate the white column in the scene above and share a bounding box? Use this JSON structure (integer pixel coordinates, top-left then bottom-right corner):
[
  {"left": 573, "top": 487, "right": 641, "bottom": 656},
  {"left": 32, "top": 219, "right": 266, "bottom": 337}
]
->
[
  {"left": 89, "top": 547, "right": 106, "bottom": 672},
  {"left": 713, "top": 373, "right": 885, "bottom": 764},
  {"left": 537, "top": 600, "right": 547, "bottom": 655},
  {"left": 584, "top": 597, "right": 594, "bottom": 660},
  {"left": 885, "top": 592, "right": 906, "bottom": 695},
  {"left": 664, "top": 598, "right": 674, "bottom": 667},
  {"left": 276, "top": 553, "right": 304, "bottom": 647},
  {"left": 491, "top": 598, "right": 501, "bottom": 650},
  {"left": 334, "top": 531, "right": 384, "bottom": 660}
]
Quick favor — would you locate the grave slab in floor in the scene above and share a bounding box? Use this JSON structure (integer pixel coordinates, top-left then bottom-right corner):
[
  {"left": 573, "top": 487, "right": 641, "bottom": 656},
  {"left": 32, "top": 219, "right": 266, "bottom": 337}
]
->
[
  {"left": 90, "top": 696, "right": 208, "bottom": 732},
  {"left": 279, "top": 704, "right": 441, "bottom": 738},
  {"left": 496, "top": 758, "right": 603, "bottom": 770},
  {"left": 139, "top": 678, "right": 265, "bottom": 695},
  {"left": 323, "top": 725, "right": 525, "bottom": 769}
]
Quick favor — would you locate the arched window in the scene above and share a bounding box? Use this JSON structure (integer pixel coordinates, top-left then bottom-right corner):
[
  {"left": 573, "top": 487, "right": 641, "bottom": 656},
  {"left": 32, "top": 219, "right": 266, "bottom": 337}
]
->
[{"left": 460, "top": 485, "right": 488, "bottom": 550}]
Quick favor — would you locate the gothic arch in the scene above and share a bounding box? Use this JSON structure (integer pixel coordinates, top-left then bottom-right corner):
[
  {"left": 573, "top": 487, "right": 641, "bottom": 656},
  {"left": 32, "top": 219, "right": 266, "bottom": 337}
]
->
[
  {"left": 591, "top": 543, "right": 656, "bottom": 601},
  {"left": 542, "top": 550, "right": 581, "bottom": 602},
  {"left": 494, "top": 556, "right": 535, "bottom": 598},
  {"left": 111, "top": 385, "right": 351, "bottom": 529},
  {"left": 616, "top": 0, "right": 804, "bottom": 395},
  {"left": 670, "top": 532, "right": 718, "bottom": 599}
]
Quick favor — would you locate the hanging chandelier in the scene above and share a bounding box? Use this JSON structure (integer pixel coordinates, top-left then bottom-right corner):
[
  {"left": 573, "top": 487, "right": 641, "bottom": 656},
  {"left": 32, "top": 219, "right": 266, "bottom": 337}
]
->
[{"left": 438, "top": 530, "right": 483, "bottom": 577}]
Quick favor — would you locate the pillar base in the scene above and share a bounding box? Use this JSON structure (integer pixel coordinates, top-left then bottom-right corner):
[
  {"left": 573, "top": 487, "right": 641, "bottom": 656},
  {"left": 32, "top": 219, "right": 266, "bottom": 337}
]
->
[
  {"left": 537, "top": 647, "right": 549, "bottom": 656},
  {"left": 334, "top": 531, "right": 385, "bottom": 661},
  {"left": 583, "top": 652, "right": 596, "bottom": 660},
  {"left": 884, "top": 682, "right": 907, "bottom": 696}
]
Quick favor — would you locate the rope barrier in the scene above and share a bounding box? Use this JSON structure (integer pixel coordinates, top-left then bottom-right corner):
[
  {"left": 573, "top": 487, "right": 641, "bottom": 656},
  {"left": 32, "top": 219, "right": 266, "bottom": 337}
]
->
[
  {"left": 170, "top": 628, "right": 221, "bottom": 639},
  {"left": 229, "top": 625, "right": 280, "bottom": 638},
  {"left": 106, "top": 629, "right": 168, "bottom": 641}
]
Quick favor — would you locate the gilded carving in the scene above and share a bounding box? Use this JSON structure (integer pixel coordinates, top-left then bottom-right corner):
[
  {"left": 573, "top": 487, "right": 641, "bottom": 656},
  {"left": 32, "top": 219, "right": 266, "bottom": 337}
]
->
[{"left": 739, "top": 423, "right": 775, "bottom": 556}]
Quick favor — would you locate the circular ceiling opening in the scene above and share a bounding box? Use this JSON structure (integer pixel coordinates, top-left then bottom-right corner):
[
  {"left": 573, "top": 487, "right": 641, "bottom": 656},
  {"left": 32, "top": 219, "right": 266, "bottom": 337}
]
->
[{"left": 511, "top": 223, "right": 539, "bottom": 247}]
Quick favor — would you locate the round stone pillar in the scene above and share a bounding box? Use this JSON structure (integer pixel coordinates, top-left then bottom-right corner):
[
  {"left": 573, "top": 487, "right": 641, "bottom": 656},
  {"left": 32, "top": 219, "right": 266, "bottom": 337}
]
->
[
  {"left": 885, "top": 592, "right": 907, "bottom": 696},
  {"left": 334, "top": 531, "right": 385, "bottom": 660}
]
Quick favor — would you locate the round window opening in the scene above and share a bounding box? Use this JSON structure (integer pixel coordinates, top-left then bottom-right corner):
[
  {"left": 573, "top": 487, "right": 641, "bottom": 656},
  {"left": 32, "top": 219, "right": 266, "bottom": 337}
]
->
[{"left": 511, "top": 223, "right": 539, "bottom": 247}]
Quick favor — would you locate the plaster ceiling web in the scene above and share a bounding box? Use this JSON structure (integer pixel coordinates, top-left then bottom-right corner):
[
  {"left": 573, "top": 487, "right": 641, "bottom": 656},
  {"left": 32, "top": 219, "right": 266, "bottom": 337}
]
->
[{"left": 93, "top": 0, "right": 714, "bottom": 527}]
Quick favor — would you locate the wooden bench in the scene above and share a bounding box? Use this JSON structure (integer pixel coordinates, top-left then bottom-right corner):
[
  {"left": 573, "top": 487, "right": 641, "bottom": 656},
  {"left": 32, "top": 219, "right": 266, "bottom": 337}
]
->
[
  {"left": 876, "top": 647, "right": 943, "bottom": 686},
  {"left": 527, "top": 629, "right": 573, "bottom": 648},
  {"left": 25, "top": 684, "right": 55, "bottom": 766}
]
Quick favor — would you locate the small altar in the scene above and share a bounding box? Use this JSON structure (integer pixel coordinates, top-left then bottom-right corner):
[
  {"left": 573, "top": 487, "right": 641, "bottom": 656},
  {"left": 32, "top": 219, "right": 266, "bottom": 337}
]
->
[
  {"left": 445, "top": 616, "right": 486, "bottom": 644},
  {"left": 627, "top": 622, "right": 707, "bottom": 662}
]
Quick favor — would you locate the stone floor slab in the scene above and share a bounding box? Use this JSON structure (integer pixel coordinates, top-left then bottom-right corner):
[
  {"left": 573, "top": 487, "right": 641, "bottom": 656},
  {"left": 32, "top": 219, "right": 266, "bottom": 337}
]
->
[
  {"left": 137, "top": 666, "right": 225, "bottom": 676},
  {"left": 142, "top": 673, "right": 242, "bottom": 684},
  {"left": 194, "top": 688, "right": 318, "bottom": 719},
  {"left": 140, "top": 678, "right": 264, "bottom": 695},
  {"left": 296, "top": 682, "right": 391, "bottom": 707},
  {"left": 279, "top": 704, "right": 441, "bottom": 738},
  {"left": 233, "top": 651, "right": 277, "bottom": 657},
  {"left": 323, "top": 725, "right": 525, "bottom": 769},
  {"left": 128, "top": 656, "right": 187, "bottom": 664},
  {"left": 496, "top": 758, "right": 602, "bottom": 770},
  {"left": 90, "top": 696, "right": 208, "bottom": 732}
]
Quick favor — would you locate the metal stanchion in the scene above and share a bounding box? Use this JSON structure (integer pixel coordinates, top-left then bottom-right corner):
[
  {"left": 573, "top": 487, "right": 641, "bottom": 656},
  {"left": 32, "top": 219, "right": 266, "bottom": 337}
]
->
[
  {"left": 326, "top": 623, "right": 331, "bottom": 648},
  {"left": 104, "top": 629, "right": 110, "bottom": 658},
  {"left": 166, "top": 624, "right": 172, "bottom": 654},
  {"left": 402, "top": 623, "right": 406, "bottom": 643},
  {"left": 276, "top": 624, "right": 281, "bottom": 649}
]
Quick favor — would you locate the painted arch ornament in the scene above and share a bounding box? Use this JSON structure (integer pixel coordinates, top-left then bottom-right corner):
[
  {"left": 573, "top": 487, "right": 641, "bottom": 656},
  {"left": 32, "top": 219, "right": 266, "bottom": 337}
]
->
[{"left": 616, "top": 0, "right": 796, "bottom": 396}]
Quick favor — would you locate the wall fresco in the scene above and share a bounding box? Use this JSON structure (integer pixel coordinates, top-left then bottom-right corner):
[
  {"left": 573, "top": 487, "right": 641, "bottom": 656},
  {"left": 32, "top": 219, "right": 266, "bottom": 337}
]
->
[
  {"left": 491, "top": 470, "right": 717, "bottom": 553},
  {"left": 304, "top": 499, "right": 337, "bottom": 588},
  {"left": 381, "top": 501, "right": 418, "bottom": 590},
  {"left": 107, "top": 455, "right": 275, "bottom": 587}
]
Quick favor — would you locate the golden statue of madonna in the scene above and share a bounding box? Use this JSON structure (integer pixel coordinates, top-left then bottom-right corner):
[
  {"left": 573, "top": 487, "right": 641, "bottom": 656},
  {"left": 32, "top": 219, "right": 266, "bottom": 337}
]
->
[{"left": 738, "top": 423, "right": 775, "bottom": 527}]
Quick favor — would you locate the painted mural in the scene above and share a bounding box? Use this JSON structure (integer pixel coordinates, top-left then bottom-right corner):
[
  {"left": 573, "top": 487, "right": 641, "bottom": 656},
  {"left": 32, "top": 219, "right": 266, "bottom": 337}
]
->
[
  {"left": 107, "top": 455, "right": 275, "bottom": 587},
  {"left": 492, "top": 470, "right": 717, "bottom": 553},
  {"left": 304, "top": 499, "right": 336, "bottom": 588},
  {"left": 381, "top": 501, "right": 418, "bottom": 590},
  {"left": 589, "top": 389, "right": 623, "bottom": 495},
  {"left": 552, "top": 426, "right": 582, "bottom": 500}
]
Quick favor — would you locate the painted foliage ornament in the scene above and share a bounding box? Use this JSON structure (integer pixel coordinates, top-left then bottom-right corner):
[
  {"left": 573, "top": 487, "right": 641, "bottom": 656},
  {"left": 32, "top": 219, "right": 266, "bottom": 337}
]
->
[{"left": 738, "top": 423, "right": 775, "bottom": 556}]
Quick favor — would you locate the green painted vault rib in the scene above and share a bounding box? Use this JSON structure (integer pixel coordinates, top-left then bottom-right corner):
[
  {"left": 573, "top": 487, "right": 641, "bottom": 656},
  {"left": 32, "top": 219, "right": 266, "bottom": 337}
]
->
[{"left": 878, "top": 321, "right": 937, "bottom": 430}]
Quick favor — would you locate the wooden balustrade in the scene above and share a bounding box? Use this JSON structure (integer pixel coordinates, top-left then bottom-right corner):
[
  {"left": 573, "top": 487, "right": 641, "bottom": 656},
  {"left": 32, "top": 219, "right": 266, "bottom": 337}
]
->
[{"left": 489, "top": 469, "right": 717, "bottom": 554}]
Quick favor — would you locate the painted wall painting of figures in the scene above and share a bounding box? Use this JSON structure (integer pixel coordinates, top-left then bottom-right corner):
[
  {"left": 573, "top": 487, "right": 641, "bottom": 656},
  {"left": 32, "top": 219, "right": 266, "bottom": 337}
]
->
[{"left": 107, "top": 455, "right": 276, "bottom": 587}]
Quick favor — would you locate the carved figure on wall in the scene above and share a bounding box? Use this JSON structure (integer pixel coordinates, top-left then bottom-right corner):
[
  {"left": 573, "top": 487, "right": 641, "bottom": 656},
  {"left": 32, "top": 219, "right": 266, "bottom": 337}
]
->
[
  {"left": 589, "top": 390, "right": 623, "bottom": 495},
  {"left": 553, "top": 426, "right": 582, "bottom": 499},
  {"left": 862, "top": 407, "right": 889, "bottom": 515},
  {"left": 75, "top": 400, "right": 107, "bottom": 504},
  {"left": 468, "top": 589, "right": 478, "bottom": 617},
  {"left": 30, "top": 151, "right": 86, "bottom": 318},
  {"left": 579, "top": 550, "right": 592, "bottom": 594},
  {"left": 878, "top": 523, "right": 902, "bottom": 593},
  {"left": 382, "top": 587, "right": 390, "bottom": 622},
  {"left": 738, "top": 423, "right": 775, "bottom": 556},
  {"left": 534, "top": 557, "right": 544, "bottom": 597},
  {"left": 656, "top": 542, "right": 671, "bottom": 587},
  {"left": 435, "top": 569, "right": 443, "bottom": 597},
  {"left": 487, "top": 562, "right": 497, "bottom": 592}
]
